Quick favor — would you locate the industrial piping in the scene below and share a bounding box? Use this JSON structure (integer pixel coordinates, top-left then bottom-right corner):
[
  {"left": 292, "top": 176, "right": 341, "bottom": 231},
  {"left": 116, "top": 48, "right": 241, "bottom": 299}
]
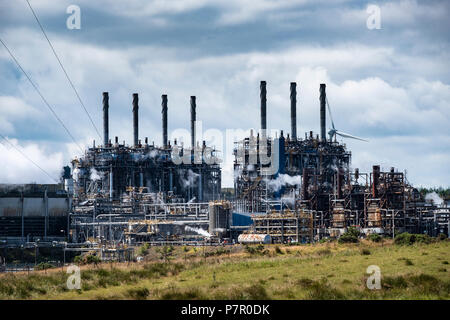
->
[
  {"left": 132, "top": 93, "right": 139, "bottom": 147},
  {"left": 190, "top": 96, "right": 196, "bottom": 150},
  {"left": 260, "top": 81, "right": 267, "bottom": 136},
  {"left": 319, "top": 84, "right": 326, "bottom": 142},
  {"left": 290, "top": 82, "right": 297, "bottom": 140},
  {"left": 162, "top": 94, "right": 168, "bottom": 148},
  {"left": 103, "top": 92, "right": 109, "bottom": 146}
]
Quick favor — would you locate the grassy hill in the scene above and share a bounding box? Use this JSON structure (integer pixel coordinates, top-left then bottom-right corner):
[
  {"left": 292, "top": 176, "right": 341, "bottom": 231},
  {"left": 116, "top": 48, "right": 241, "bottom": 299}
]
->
[{"left": 0, "top": 240, "right": 449, "bottom": 300}]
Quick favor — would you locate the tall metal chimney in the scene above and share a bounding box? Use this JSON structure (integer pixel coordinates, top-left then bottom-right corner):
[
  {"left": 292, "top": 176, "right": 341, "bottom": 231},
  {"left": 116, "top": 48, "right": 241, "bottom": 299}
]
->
[
  {"left": 319, "top": 83, "right": 326, "bottom": 142},
  {"left": 260, "top": 81, "right": 267, "bottom": 136},
  {"left": 102, "top": 92, "right": 109, "bottom": 146},
  {"left": 290, "top": 82, "right": 297, "bottom": 140},
  {"left": 162, "top": 94, "right": 168, "bottom": 148},
  {"left": 372, "top": 165, "right": 380, "bottom": 198},
  {"left": 190, "top": 96, "right": 196, "bottom": 149},
  {"left": 132, "top": 93, "right": 139, "bottom": 147}
]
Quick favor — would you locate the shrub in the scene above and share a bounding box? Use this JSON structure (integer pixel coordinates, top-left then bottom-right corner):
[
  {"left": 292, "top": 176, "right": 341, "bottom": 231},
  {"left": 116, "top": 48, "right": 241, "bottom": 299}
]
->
[
  {"left": 404, "top": 259, "right": 414, "bottom": 266},
  {"left": 361, "top": 248, "right": 371, "bottom": 255},
  {"left": 296, "top": 278, "right": 345, "bottom": 299},
  {"left": 245, "top": 244, "right": 267, "bottom": 255},
  {"left": 126, "top": 287, "right": 150, "bottom": 300},
  {"left": 274, "top": 246, "right": 284, "bottom": 254},
  {"left": 394, "top": 232, "right": 431, "bottom": 245},
  {"left": 368, "top": 233, "right": 382, "bottom": 243},
  {"left": 438, "top": 233, "right": 448, "bottom": 241},
  {"left": 156, "top": 246, "right": 175, "bottom": 262},
  {"left": 382, "top": 276, "right": 408, "bottom": 290},
  {"left": 338, "top": 227, "right": 360, "bottom": 244},
  {"left": 137, "top": 243, "right": 150, "bottom": 256},
  {"left": 74, "top": 254, "right": 101, "bottom": 265},
  {"left": 35, "top": 262, "right": 55, "bottom": 270},
  {"left": 160, "top": 287, "right": 204, "bottom": 300}
]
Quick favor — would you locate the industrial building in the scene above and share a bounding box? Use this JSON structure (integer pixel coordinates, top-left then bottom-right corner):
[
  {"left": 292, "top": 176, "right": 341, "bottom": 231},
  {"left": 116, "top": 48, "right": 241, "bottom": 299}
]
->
[
  {"left": 0, "top": 184, "right": 70, "bottom": 244},
  {"left": 233, "top": 81, "right": 450, "bottom": 242},
  {"left": 0, "top": 82, "right": 448, "bottom": 254}
]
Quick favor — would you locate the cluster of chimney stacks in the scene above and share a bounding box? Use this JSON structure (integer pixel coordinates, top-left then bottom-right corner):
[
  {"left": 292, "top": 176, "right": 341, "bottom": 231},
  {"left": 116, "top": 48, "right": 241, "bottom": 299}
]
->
[
  {"left": 101, "top": 92, "right": 197, "bottom": 150},
  {"left": 259, "top": 81, "right": 327, "bottom": 142},
  {"left": 101, "top": 81, "right": 328, "bottom": 150}
]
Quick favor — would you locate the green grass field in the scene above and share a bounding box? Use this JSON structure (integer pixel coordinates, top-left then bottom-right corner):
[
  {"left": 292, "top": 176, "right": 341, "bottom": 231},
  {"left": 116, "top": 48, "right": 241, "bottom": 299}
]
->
[{"left": 0, "top": 240, "right": 449, "bottom": 300}]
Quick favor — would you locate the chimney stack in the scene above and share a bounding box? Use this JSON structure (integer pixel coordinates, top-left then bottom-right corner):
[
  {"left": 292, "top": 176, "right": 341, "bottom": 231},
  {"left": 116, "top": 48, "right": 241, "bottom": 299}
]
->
[
  {"left": 260, "top": 81, "right": 267, "bottom": 136},
  {"left": 372, "top": 165, "right": 380, "bottom": 198},
  {"left": 132, "top": 93, "right": 139, "bottom": 147},
  {"left": 190, "top": 96, "right": 196, "bottom": 149},
  {"left": 102, "top": 92, "right": 109, "bottom": 146},
  {"left": 290, "top": 82, "right": 297, "bottom": 140},
  {"left": 319, "top": 84, "right": 326, "bottom": 142},
  {"left": 162, "top": 94, "right": 168, "bottom": 148}
]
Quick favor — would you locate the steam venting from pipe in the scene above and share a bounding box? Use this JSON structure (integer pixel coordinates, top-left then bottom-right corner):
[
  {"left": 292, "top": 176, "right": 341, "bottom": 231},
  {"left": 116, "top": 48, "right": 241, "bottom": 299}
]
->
[
  {"left": 102, "top": 92, "right": 109, "bottom": 146},
  {"left": 132, "top": 93, "right": 139, "bottom": 147},
  {"left": 190, "top": 96, "right": 196, "bottom": 150},
  {"left": 320, "top": 83, "right": 326, "bottom": 142},
  {"left": 162, "top": 94, "right": 168, "bottom": 148},
  {"left": 290, "top": 82, "right": 297, "bottom": 140},
  {"left": 260, "top": 81, "right": 267, "bottom": 136}
]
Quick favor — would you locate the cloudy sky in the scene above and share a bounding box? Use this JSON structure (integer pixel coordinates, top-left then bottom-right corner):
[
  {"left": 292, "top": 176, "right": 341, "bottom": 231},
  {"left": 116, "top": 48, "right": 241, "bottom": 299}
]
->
[{"left": 0, "top": 0, "right": 449, "bottom": 188}]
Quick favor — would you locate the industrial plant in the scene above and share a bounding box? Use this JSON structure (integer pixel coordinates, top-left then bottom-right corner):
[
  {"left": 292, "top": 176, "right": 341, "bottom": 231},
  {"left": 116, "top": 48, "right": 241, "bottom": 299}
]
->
[{"left": 0, "top": 81, "right": 448, "bottom": 261}]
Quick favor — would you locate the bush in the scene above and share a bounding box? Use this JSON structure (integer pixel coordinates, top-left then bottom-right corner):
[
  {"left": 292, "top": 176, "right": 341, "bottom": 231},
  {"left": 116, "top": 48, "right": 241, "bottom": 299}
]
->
[
  {"left": 394, "top": 233, "right": 431, "bottom": 245},
  {"left": 137, "top": 243, "right": 150, "bottom": 256},
  {"left": 338, "top": 227, "right": 360, "bottom": 244},
  {"left": 438, "top": 233, "right": 448, "bottom": 241},
  {"left": 245, "top": 244, "right": 268, "bottom": 255},
  {"left": 296, "top": 278, "right": 345, "bottom": 300},
  {"left": 126, "top": 287, "right": 150, "bottom": 300},
  {"left": 368, "top": 233, "right": 382, "bottom": 243},
  {"left": 361, "top": 248, "right": 371, "bottom": 255},
  {"left": 34, "top": 262, "right": 55, "bottom": 270},
  {"left": 74, "top": 254, "right": 101, "bottom": 265},
  {"left": 274, "top": 246, "right": 284, "bottom": 254}
]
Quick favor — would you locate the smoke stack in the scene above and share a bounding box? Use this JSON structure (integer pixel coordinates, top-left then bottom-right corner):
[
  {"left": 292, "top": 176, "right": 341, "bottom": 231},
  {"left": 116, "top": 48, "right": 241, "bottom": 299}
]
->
[
  {"left": 290, "top": 82, "right": 297, "bottom": 140},
  {"left": 190, "top": 96, "right": 196, "bottom": 149},
  {"left": 302, "top": 168, "right": 309, "bottom": 200},
  {"left": 162, "top": 94, "right": 168, "bottom": 148},
  {"left": 102, "top": 92, "right": 109, "bottom": 146},
  {"left": 372, "top": 165, "right": 380, "bottom": 198},
  {"left": 319, "top": 84, "right": 326, "bottom": 142},
  {"left": 337, "top": 169, "right": 343, "bottom": 199},
  {"left": 132, "top": 93, "right": 139, "bottom": 147},
  {"left": 260, "top": 81, "right": 267, "bottom": 136}
]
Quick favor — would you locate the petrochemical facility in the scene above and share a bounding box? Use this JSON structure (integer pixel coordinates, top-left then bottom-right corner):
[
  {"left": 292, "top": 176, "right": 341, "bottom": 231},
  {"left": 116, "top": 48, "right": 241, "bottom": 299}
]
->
[{"left": 0, "top": 81, "right": 448, "bottom": 258}]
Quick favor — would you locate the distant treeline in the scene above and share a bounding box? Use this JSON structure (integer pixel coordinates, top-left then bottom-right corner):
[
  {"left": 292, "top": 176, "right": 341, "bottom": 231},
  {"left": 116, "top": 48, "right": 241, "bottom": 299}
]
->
[{"left": 418, "top": 187, "right": 450, "bottom": 199}]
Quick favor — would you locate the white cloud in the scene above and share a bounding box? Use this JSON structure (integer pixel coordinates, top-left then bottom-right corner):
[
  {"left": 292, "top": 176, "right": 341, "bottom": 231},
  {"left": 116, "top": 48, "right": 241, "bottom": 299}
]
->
[
  {"left": 0, "top": 2, "right": 448, "bottom": 188},
  {"left": 0, "top": 138, "right": 63, "bottom": 183}
]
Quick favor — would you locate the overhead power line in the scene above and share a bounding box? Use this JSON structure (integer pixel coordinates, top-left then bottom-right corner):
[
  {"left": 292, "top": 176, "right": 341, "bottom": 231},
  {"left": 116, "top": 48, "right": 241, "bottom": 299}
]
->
[
  {"left": 25, "top": 0, "right": 102, "bottom": 141},
  {"left": 0, "top": 134, "right": 59, "bottom": 183},
  {"left": 0, "top": 37, "right": 84, "bottom": 153}
]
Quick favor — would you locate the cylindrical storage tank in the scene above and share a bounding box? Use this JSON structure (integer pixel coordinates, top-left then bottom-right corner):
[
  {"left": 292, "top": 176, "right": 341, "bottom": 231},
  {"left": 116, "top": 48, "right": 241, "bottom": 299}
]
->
[
  {"left": 64, "top": 178, "right": 74, "bottom": 194},
  {"left": 238, "top": 234, "right": 271, "bottom": 244},
  {"left": 209, "top": 201, "right": 231, "bottom": 237}
]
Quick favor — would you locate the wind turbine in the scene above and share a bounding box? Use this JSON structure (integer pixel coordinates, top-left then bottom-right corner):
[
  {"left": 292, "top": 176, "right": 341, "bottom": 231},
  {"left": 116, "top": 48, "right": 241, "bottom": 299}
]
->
[{"left": 326, "top": 97, "right": 368, "bottom": 142}]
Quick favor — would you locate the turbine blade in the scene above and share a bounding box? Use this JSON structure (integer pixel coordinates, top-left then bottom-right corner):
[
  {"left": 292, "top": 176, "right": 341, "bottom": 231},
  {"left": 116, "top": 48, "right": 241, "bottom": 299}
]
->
[
  {"left": 336, "top": 131, "right": 368, "bottom": 142},
  {"left": 325, "top": 97, "right": 336, "bottom": 130}
]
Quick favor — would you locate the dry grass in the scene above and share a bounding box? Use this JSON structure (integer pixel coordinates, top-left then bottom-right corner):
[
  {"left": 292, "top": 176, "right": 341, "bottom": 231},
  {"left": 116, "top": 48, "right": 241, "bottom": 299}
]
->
[{"left": 1, "top": 241, "right": 449, "bottom": 300}]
